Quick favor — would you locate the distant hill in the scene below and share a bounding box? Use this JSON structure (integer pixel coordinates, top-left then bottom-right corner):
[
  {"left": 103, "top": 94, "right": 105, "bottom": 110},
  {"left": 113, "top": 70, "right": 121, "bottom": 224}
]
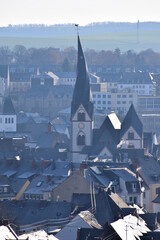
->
[{"left": 0, "top": 22, "right": 160, "bottom": 52}]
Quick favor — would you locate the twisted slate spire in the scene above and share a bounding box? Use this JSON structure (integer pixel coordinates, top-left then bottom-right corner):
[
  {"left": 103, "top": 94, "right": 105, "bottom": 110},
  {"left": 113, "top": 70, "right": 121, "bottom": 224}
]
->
[{"left": 71, "top": 36, "right": 93, "bottom": 119}]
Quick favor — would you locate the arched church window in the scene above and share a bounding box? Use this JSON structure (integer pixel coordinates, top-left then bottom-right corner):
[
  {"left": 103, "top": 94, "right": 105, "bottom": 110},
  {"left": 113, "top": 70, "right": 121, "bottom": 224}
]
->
[
  {"left": 128, "top": 130, "right": 134, "bottom": 140},
  {"left": 78, "top": 112, "right": 85, "bottom": 121},
  {"left": 77, "top": 131, "right": 85, "bottom": 145}
]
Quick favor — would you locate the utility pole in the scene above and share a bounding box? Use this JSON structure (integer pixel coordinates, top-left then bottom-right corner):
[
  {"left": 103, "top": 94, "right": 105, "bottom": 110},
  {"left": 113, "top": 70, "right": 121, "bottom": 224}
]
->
[
  {"left": 125, "top": 223, "right": 128, "bottom": 240},
  {"left": 137, "top": 20, "right": 139, "bottom": 44}
]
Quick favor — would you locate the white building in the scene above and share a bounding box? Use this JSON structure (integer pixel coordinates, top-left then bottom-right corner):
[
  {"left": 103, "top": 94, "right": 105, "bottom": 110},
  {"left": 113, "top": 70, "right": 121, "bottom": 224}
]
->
[
  {"left": 0, "top": 96, "right": 16, "bottom": 132},
  {"left": 92, "top": 91, "right": 138, "bottom": 115},
  {"left": 117, "top": 72, "right": 154, "bottom": 96}
]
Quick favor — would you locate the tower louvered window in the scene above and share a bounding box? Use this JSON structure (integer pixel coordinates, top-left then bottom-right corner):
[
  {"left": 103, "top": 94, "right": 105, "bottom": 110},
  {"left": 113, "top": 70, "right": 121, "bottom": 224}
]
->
[
  {"left": 77, "top": 132, "right": 85, "bottom": 145},
  {"left": 78, "top": 112, "right": 85, "bottom": 121}
]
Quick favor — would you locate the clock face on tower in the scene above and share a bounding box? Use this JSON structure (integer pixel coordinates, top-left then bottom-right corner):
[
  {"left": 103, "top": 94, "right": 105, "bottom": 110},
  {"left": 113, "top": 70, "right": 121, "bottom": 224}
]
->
[{"left": 78, "top": 123, "right": 84, "bottom": 129}]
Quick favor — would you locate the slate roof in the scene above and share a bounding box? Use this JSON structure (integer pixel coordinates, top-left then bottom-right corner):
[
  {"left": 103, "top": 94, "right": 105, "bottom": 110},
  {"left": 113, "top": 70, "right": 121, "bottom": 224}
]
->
[
  {"left": 152, "top": 194, "right": 160, "bottom": 203},
  {"left": 89, "top": 113, "right": 121, "bottom": 157},
  {"left": 140, "top": 213, "right": 158, "bottom": 231},
  {"left": 110, "top": 168, "right": 138, "bottom": 182},
  {"left": 137, "top": 156, "right": 160, "bottom": 185},
  {"left": 37, "top": 131, "right": 69, "bottom": 149},
  {"left": 0, "top": 200, "right": 72, "bottom": 226},
  {"left": 71, "top": 36, "right": 93, "bottom": 119},
  {"left": 55, "top": 71, "right": 76, "bottom": 78},
  {"left": 120, "top": 72, "right": 153, "bottom": 84},
  {"left": 121, "top": 104, "right": 143, "bottom": 138},
  {"left": 21, "top": 85, "right": 73, "bottom": 98},
  {"left": 55, "top": 214, "right": 93, "bottom": 240},
  {"left": 2, "top": 96, "right": 16, "bottom": 115},
  {"left": 94, "top": 188, "right": 126, "bottom": 225},
  {"left": 37, "top": 131, "right": 58, "bottom": 148},
  {"left": 17, "top": 111, "right": 35, "bottom": 124},
  {"left": 10, "top": 72, "right": 31, "bottom": 82}
]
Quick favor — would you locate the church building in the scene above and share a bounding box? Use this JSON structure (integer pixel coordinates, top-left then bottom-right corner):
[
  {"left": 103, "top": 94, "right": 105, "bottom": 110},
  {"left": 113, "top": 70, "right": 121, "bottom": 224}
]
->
[
  {"left": 71, "top": 36, "right": 144, "bottom": 163},
  {"left": 71, "top": 36, "right": 94, "bottom": 163}
]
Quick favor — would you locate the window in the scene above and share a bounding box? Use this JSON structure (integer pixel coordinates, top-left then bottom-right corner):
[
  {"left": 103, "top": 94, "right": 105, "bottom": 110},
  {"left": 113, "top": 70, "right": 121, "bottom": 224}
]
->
[
  {"left": 25, "top": 194, "right": 29, "bottom": 199},
  {"left": 8, "top": 118, "right": 10, "bottom": 124},
  {"left": 143, "top": 192, "right": 146, "bottom": 199},
  {"left": 5, "top": 118, "right": 7, "bottom": 124},
  {"left": 4, "top": 187, "right": 8, "bottom": 193},
  {"left": 132, "top": 183, "right": 136, "bottom": 192},
  {"left": 134, "top": 197, "right": 137, "bottom": 204},
  {"left": 78, "top": 112, "right": 85, "bottom": 121},
  {"left": 128, "top": 131, "right": 134, "bottom": 140},
  {"left": 77, "top": 132, "right": 85, "bottom": 145}
]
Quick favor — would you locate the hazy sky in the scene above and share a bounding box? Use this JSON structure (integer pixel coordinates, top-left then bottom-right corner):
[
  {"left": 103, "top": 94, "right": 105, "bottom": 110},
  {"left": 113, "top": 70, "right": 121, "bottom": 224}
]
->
[{"left": 1, "top": 0, "right": 160, "bottom": 26}]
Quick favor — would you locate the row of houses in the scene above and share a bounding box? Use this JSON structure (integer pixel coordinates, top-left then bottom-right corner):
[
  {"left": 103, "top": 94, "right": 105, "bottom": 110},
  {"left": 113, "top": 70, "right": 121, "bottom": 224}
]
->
[{"left": 1, "top": 36, "right": 160, "bottom": 239}]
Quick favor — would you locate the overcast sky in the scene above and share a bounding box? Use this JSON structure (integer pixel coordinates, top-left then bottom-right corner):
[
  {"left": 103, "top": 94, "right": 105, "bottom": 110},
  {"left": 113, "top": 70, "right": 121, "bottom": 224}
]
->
[{"left": 1, "top": 0, "right": 160, "bottom": 26}]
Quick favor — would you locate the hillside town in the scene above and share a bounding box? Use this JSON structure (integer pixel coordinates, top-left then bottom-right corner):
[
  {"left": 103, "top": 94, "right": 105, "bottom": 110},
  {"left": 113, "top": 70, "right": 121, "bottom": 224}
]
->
[{"left": 1, "top": 35, "right": 160, "bottom": 240}]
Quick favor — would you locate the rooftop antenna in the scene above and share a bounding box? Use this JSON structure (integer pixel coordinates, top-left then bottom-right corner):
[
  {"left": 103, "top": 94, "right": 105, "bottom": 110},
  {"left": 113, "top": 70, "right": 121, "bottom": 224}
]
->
[{"left": 75, "top": 24, "right": 79, "bottom": 36}]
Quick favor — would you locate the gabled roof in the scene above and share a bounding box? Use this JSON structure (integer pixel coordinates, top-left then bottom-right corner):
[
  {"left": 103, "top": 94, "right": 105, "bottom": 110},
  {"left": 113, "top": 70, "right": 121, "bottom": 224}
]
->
[
  {"left": 121, "top": 104, "right": 143, "bottom": 137},
  {"left": 0, "top": 65, "right": 8, "bottom": 78},
  {"left": 71, "top": 36, "right": 93, "bottom": 119},
  {"left": 2, "top": 96, "right": 16, "bottom": 115},
  {"left": 120, "top": 72, "right": 153, "bottom": 84}
]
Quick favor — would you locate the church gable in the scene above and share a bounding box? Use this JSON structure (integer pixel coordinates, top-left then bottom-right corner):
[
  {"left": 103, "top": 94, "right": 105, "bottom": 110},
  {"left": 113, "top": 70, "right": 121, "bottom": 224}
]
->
[
  {"left": 121, "top": 104, "right": 143, "bottom": 139},
  {"left": 120, "top": 126, "right": 142, "bottom": 149},
  {"left": 72, "top": 105, "right": 92, "bottom": 122},
  {"left": 121, "top": 126, "right": 141, "bottom": 140}
]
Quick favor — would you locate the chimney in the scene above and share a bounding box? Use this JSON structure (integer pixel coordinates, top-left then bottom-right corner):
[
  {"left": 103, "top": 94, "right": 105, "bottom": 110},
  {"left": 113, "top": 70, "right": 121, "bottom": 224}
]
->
[
  {"left": 48, "top": 122, "right": 52, "bottom": 134},
  {"left": 76, "top": 228, "right": 80, "bottom": 240}
]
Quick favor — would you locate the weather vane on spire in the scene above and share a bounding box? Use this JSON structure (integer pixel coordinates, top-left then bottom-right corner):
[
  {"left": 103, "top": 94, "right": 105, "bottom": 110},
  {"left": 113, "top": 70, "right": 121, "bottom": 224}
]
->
[{"left": 75, "top": 24, "right": 79, "bottom": 36}]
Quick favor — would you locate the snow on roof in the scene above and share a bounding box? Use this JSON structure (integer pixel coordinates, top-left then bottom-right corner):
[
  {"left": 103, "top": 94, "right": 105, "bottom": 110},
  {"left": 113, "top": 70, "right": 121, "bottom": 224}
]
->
[
  {"left": 108, "top": 112, "right": 121, "bottom": 130},
  {"left": 111, "top": 214, "right": 150, "bottom": 240},
  {"left": 19, "top": 229, "right": 58, "bottom": 240},
  {"left": 0, "top": 225, "right": 18, "bottom": 240}
]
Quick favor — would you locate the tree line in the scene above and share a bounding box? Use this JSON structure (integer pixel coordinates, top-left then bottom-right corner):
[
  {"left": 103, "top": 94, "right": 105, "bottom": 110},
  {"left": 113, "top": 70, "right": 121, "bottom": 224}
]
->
[{"left": 1, "top": 45, "right": 160, "bottom": 71}]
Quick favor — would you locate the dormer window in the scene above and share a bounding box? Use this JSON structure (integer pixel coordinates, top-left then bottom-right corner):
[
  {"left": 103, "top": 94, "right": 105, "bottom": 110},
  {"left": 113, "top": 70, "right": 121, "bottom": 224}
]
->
[
  {"left": 128, "top": 143, "right": 134, "bottom": 148},
  {"left": 128, "top": 130, "right": 134, "bottom": 140},
  {"left": 78, "top": 112, "right": 85, "bottom": 121},
  {"left": 77, "top": 131, "right": 85, "bottom": 145}
]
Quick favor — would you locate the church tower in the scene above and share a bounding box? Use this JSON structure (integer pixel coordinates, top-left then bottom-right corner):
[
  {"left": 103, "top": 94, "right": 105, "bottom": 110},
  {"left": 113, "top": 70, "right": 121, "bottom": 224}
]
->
[{"left": 71, "top": 36, "right": 94, "bottom": 163}]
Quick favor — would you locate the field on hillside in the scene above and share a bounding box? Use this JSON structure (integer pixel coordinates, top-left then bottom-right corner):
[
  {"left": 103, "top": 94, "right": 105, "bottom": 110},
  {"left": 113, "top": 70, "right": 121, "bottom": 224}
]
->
[{"left": 0, "top": 30, "right": 160, "bottom": 52}]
